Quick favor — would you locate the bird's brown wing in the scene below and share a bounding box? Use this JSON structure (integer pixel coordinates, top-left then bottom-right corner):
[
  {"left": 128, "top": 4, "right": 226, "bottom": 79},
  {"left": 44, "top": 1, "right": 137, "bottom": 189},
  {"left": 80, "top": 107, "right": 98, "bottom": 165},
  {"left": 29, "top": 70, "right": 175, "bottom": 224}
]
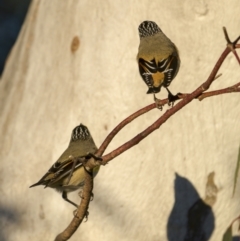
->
[
  {"left": 138, "top": 58, "right": 157, "bottom": 88},
  {"left": 159, "top": 54, "right": 179, "bottom": 88},
  {"left": 29, "top": 158, "right": 83, "bottom": 188}
]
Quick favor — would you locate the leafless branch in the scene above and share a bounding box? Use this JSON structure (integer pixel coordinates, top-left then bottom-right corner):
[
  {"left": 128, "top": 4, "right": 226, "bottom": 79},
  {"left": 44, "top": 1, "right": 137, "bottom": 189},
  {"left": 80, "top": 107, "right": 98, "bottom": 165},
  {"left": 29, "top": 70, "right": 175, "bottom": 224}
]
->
[{"left": 55, "top": 27, "right": 240, "bottom": 241}]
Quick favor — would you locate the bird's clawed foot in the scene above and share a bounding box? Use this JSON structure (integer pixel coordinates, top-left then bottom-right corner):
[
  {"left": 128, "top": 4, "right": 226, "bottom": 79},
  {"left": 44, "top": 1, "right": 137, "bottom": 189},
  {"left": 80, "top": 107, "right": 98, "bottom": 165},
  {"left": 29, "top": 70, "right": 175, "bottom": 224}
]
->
[
  {"left": 86, "top": 153, "right": 102, "bottom": 161},
  {"left": 166, "top": 88, "right": 181, "bottom": 106},
  {"left": 154, "top": 94, "right": 163, "bottom": 110},
  {"left": 78, "top": 190, "right": 94, "bottom": 201},
  {"left": 84, "top": 211, "right": 89, "bottom": 222},
  {"left": 78, "top": 189, "right": 84, "bottom": 199},
  {"left": 73, "top": 209, "right": 79, "bottom": 217},
  {"left": 73, "top": 209, "right": 89, "bottom": 222},
  {"left": 90, "top": 192, "right": 94, "bottom": 201}
]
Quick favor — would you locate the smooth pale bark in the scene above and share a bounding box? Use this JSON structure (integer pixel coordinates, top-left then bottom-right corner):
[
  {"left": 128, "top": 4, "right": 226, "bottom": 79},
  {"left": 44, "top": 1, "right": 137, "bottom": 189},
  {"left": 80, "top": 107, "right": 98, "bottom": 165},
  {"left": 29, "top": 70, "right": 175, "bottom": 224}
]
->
[{"left": 0, "top": 0, "right": 240, "bottom": 240}]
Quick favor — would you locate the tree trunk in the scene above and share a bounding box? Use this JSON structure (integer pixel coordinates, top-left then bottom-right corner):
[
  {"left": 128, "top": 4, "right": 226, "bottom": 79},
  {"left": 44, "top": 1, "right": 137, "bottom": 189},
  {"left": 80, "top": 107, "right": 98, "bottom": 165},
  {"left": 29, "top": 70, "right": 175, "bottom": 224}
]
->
[{"left": 0, "top": 0, "right": 240, "bottom": 240}]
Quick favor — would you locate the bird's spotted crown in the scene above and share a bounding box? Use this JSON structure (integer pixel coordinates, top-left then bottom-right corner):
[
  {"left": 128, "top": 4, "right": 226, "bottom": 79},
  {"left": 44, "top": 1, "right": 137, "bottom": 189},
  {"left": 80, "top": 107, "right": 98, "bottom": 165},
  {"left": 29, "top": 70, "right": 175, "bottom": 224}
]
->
[
  {"left": 138, "top": 21, "right": 162, "bottom": 38},
  {"left": 71, "top": 124, "right": 90, "bottom": 141}
]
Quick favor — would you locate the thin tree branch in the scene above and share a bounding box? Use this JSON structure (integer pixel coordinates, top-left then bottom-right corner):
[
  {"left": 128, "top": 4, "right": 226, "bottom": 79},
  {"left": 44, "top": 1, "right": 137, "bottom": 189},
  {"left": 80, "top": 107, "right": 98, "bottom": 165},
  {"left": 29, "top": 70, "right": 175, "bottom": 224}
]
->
[
  {"left": 55, "top": 168, "right": 93, "bottom": 241},
  {"left": 54, "top": 28, "right": 240, "bottom": 241},
  {"left": 96, "top": 103, "right": 156, "bottom": 157},
  {"left": 223, "top": 27, "right": 240, "bottom": 65},
  {"left": 198, "top": 82, "right": 240, "bottom": 101}
]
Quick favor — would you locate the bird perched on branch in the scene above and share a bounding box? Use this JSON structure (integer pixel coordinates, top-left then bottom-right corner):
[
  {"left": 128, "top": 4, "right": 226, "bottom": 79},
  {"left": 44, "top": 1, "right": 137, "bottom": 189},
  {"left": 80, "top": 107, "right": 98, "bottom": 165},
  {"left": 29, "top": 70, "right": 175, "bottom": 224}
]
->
[
  {"left": 137, "top": 20, "right": 180, "bottom": 108},
  {"left": 30, "top": 123, "right": 100, "bottom": 208}
]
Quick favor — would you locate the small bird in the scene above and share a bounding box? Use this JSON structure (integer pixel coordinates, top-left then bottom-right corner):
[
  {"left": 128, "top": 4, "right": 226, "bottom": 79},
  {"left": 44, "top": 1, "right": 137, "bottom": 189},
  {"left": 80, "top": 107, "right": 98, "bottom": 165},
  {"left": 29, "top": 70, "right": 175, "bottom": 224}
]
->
[
  {"left": 137, "top": 20, "right": 180, "bottom": 107},
  {"left": 30, "top": 123, "right": 100, "bottom": 208}
]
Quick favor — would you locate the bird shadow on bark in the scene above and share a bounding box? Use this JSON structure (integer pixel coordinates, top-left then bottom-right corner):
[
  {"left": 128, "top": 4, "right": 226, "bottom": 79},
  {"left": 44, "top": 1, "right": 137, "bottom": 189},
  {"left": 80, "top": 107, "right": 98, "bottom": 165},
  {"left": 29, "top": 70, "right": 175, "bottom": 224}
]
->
[
  {"left": 233, "top": 237, "right": 240, "bottom": 241},
  {"left": 0, "top": 205, "right": 21, "bottom": 241},
  {"left": 167, "top": 173, "right": 214, "bottom": 241}
]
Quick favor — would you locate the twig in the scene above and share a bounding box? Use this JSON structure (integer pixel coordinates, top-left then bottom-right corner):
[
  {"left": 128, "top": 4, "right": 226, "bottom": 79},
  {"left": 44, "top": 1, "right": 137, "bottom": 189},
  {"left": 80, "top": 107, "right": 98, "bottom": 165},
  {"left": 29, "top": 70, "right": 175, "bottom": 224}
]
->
[
  {"left": 96, "top": 103, "right": 156, "bottom": 157},
  {"left": 198, "top": 82, "right": 240, "bottom": 101},
  {"left": 223, "top": 27, "right": 240, "bottom": 65}
]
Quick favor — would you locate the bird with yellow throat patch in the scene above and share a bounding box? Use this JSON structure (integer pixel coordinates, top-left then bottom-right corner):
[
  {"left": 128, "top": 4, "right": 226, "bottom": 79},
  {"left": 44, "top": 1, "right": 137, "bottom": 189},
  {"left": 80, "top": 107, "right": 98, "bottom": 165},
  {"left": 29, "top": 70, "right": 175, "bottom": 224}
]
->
[{"left": 137, "top": 20, "right": 180, "bottom": 108}]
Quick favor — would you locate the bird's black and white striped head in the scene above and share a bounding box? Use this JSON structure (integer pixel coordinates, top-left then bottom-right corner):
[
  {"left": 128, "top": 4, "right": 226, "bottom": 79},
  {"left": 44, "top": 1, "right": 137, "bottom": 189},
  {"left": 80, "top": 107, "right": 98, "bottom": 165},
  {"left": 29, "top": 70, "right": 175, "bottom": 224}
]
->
[
  {"left": 71, "top": 124, "right": 91, "bottom": 141},
  {"left": 138, "top": 21, "right": 162, "bottom": 38}
]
